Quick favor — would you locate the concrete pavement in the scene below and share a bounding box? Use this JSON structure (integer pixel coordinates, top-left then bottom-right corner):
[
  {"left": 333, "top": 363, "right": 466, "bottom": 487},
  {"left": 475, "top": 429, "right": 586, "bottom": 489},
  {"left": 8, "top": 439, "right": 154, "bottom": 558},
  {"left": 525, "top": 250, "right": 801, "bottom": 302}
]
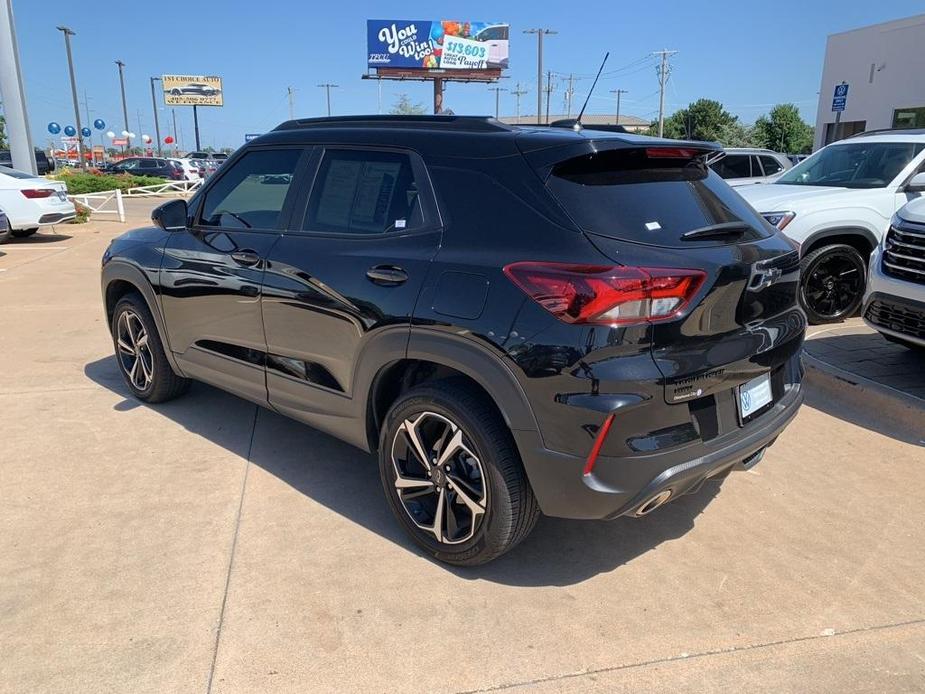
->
[{"left": 1, "top": 210, "right": 924, "bottom": 693}]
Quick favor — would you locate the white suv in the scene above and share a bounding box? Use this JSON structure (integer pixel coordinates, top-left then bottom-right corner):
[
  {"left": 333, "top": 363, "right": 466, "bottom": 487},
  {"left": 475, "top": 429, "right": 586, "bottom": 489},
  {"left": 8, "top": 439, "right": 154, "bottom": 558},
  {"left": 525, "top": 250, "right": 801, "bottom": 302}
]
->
[
  {"left": 737, "top": 131, "right": 925, "bottom": 324},
  {"left": 862, "top": 196, "right": 925, "bottom": 350}
]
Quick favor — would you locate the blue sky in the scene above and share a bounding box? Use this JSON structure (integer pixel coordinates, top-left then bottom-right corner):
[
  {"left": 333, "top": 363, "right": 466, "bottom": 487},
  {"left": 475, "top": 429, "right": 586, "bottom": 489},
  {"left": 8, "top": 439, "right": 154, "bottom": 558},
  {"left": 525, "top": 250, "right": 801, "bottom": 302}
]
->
[{"left": 9, "top": 0, "right": 925, "bottom": 150}]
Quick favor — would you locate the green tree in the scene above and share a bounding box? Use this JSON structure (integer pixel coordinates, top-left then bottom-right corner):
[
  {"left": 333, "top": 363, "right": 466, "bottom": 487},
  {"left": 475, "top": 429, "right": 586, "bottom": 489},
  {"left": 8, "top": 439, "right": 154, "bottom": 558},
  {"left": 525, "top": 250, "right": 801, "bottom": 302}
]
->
[
  {"left": 390, "top": 93, "right": 426, "bottom": 115},
  {"left": 717, "top": 120, "right": 757, "bottom": 148},
  {"left": 660, "top": 99, "right": 741, "bottom": 142},
  {"left": 752, "top": 104, "right": 814, "bottom": 154},
  {"left": 0, "top": 114, "right": 7, "bottom": 149}
]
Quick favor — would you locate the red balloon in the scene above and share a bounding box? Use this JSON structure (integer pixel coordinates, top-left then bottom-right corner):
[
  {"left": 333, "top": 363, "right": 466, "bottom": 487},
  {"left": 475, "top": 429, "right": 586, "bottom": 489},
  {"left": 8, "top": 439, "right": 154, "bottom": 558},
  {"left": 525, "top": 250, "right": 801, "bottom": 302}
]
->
[{"left": 164, "top": 136, "right": 175, "bottom": 144}]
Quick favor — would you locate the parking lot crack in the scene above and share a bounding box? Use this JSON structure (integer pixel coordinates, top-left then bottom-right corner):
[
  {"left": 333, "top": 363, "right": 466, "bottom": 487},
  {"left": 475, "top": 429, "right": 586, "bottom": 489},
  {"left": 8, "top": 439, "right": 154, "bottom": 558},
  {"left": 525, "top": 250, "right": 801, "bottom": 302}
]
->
[{"left": 205, "top": 404, "right": 259, "bottom": 694}]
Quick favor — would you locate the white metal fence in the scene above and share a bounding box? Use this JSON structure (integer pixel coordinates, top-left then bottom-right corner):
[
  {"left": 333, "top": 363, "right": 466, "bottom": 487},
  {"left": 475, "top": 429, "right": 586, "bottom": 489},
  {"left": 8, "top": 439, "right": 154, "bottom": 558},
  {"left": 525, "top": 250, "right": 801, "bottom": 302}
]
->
[
  {"left": 125, "top": 179, "right": 203, "bottom": 197},
  {"left": 69, "top": 189, "right": 125, "bottom": 223}
]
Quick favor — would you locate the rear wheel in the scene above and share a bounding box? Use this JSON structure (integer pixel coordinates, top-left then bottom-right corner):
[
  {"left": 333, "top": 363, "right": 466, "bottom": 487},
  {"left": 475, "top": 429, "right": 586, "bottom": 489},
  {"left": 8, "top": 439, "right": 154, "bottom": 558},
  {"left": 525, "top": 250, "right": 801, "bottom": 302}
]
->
[
  {"left": 799, "top": 244, "right": 866, "bottom": 324},
  {"left": 11, "top": 228, "right": 38, "bottom": 238},
  {"left": 111, "top": 294, "right": 191, "bottom": 403},
  {"left": 379, "top": 381, "right": 539, "bottom": 566}
]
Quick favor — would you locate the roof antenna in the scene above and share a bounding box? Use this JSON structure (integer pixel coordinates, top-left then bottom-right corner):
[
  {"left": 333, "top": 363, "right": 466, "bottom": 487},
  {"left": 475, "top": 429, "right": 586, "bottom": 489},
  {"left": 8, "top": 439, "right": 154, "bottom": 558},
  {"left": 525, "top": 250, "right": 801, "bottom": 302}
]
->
[{"left": 574, "top": 52, "right": 609, "bottom": 129}]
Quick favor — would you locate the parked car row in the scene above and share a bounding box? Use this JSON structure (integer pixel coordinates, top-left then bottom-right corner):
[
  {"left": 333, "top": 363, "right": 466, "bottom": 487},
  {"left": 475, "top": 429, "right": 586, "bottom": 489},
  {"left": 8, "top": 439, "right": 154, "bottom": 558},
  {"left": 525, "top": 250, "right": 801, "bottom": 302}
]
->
[{"left": 0, "top": 148, "right": 56, "bottom": 175}]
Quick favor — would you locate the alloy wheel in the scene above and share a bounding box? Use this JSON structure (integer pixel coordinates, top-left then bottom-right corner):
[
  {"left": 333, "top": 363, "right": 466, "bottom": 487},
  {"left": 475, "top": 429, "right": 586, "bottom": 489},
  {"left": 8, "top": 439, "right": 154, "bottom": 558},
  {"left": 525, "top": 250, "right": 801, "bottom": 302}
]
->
[
  {"left": 116, "top": 310, "right": 154, "bottom": 391},
  {"left": 390, "top": 411, "right": 487, "bottom": 545},
  {"left": 802, "top": 253, "right": 863, "bottom": 320}
]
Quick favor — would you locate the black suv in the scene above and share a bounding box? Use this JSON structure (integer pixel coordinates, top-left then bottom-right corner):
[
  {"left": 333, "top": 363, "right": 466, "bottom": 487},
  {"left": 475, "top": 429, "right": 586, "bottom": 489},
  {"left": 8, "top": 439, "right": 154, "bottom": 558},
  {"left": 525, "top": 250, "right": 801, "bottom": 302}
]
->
[
  {"left": 109, "top": 157, "right": 184, "bottom": 180},
  {"left": 101, "top": 116, "right": 805, "bottom": 565}
]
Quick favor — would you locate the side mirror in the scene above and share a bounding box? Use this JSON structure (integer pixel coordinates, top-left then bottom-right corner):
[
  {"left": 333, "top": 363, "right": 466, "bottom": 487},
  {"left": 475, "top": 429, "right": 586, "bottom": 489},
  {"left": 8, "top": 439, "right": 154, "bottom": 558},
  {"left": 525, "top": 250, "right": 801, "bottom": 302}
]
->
[
  {"left": 151, "top": 198, "right": 189, "bottom": 231},
  {"left": 905, "top": 171, "right": 925, "bottom": 192}
]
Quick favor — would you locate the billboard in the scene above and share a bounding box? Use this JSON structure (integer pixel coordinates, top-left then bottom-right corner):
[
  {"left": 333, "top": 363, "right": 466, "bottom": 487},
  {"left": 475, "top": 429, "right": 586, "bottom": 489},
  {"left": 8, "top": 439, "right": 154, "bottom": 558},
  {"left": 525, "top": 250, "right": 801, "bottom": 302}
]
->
[
  {"left": 162, "top": 75, "right": 224, "bottom": 107},
  {"left": 367, "top": 20, "right": 509, "bottom": 70}
]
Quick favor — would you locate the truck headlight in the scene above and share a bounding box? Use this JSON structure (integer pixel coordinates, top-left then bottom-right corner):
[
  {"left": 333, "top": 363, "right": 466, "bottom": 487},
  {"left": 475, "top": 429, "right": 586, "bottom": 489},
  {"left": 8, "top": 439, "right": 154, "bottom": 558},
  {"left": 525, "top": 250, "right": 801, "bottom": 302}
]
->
[{"left": 761, "top": 211, "right": 796, "bottom": 231}]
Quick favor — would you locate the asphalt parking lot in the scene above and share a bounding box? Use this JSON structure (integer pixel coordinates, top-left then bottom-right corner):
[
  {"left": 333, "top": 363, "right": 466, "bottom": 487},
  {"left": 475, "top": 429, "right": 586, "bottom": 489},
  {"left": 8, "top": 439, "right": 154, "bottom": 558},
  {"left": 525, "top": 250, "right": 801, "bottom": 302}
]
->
[{"left": 2, "top": 202, "right": 925, "bottom": 694}]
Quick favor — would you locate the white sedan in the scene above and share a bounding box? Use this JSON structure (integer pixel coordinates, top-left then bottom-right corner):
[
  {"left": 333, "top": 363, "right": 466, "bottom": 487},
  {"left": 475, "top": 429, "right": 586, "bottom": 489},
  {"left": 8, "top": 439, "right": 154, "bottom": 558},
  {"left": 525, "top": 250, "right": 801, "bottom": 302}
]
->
[{"left": 0, "top": 166, "right": 76, "bottom": 239}]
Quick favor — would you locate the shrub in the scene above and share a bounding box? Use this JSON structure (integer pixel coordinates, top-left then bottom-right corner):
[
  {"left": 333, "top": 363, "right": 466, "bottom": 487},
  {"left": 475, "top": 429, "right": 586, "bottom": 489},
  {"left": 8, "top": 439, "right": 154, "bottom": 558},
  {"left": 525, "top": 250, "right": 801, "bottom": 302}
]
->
[
  {"left": 70, "top": 202, "right": 91, "bottom": 224},
  {"left": 52, "top": 171, "right": 166, "bottom": 194}
]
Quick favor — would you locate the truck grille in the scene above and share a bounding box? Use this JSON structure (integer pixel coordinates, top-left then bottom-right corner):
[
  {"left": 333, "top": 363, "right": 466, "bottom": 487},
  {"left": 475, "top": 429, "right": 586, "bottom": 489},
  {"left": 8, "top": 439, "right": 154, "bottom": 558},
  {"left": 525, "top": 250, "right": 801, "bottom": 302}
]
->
[
  {"left": 883, "top": 222, "right": 925, "bottom": 285},
  {"left": 865, "top": 299, "right": 925, "bottom": 340}
]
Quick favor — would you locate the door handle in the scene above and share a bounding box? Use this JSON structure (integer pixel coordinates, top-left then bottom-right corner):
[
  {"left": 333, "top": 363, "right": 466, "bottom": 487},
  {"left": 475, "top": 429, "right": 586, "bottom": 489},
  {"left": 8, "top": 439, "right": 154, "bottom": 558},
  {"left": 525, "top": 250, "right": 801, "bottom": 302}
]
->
[
  {"left": 231, "top": 250, "right": 261, "bottom": 267},
  {"left": 366, "top": 265, "right": 408, "bottom": 286}
]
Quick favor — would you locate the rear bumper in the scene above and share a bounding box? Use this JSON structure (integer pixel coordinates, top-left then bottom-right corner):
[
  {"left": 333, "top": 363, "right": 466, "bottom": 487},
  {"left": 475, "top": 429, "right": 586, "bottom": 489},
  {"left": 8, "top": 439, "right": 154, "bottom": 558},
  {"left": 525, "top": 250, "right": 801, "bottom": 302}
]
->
[{"left": 514, "top": 372, "right": 804, "bottom": 520}]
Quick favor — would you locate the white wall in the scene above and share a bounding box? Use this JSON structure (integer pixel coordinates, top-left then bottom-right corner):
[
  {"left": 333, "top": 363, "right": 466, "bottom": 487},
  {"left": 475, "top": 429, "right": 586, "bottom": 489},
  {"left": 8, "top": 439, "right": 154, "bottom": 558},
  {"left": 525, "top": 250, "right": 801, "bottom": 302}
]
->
[{"left": 814, "top": 14, "right": 925, "bottom": 150}]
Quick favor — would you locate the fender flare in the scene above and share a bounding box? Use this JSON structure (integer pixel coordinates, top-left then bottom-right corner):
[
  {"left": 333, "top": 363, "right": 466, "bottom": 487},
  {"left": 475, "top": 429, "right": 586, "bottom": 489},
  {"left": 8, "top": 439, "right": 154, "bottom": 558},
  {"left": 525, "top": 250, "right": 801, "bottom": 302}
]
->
[
  {"left": 801, "top": 226, "right": 879, "bottom": 258},
  {"left": 101, "top": 260, "right": 184, "bottom": 375}
]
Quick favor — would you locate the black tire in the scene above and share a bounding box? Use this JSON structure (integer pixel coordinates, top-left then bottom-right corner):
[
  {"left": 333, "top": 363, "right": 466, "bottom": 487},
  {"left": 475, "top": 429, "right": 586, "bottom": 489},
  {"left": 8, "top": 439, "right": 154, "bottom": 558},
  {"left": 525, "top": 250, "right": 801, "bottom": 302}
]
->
[
  {"left": 11, "top": 227, "right": 38, "bottom": 238},
  {"left": 799, "top": 244, "right": 867, "bottom": 324},
  {"left": 882, "top": 333, "right": 925, "bottom": 352},
  {"left": 379, "top": 381, "right": 540, "bottom": 566},
  {"left": 111, "top": 293, "right": 191, "bottom": 403}
]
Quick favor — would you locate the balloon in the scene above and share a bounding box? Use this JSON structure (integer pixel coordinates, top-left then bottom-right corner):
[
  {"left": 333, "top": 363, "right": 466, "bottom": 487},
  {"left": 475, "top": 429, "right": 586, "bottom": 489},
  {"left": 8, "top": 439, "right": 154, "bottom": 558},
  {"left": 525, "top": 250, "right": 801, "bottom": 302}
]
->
[
  {"left": 93, "top": 118, "right": 106, "bottom": 130},
  {"left": 48, "top": 122, "right": 61, "bottom": 134},
  {"left": 141, "top": 134, "right": 152, "bottom": 143},
  {"left": 81, "top": 127, "right": 91, "bottom": 138},
  {"left": 164, "top": 135, "right": 174, "bottom": 144},
  {"left": 63, "top": 125, "right": 76, "bottom": 137},
  {"left": 128, "top": 132, "right": 136, "bottom": 139},
  {"left": 106, "top": 131, "right": 115, "bottom": 139},
  {"left": 121, "top": 130, "right": 129, "bottom": 137}
]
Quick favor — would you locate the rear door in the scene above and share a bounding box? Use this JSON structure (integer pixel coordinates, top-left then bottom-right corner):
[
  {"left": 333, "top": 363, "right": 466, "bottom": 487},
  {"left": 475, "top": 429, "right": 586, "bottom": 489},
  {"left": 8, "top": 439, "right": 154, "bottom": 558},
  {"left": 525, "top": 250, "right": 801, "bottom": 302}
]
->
[
  {"left": 538, "top": 144, "right": 804, "bottom": 414},
  {"left": 260, "top": 146, "right": 441, "bottom": 436},
  {"left": 159, "top": 146, "right": 308, "bottom": 404}
]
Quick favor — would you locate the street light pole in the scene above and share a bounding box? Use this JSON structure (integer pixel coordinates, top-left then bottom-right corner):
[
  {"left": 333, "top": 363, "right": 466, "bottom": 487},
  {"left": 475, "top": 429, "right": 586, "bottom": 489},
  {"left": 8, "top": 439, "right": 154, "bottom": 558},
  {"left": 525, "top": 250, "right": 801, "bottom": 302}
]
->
[
  {"left": 523, "top": 28, "right": 556, "bottom": 123},
  {"left": 149, "top": 76, "right": 162, "bottom": 156},
  {"left": 56, "top": 26, "right": 86, "bottom": 169},
  {"left": 0, "top": 0, "right": 37, "bottom": 174},
  {"left": 172, "top": 108, "right": 180, "bottom": 154},
  {"left": 115, "top": 60, "right": 129, "bottom": 154}
]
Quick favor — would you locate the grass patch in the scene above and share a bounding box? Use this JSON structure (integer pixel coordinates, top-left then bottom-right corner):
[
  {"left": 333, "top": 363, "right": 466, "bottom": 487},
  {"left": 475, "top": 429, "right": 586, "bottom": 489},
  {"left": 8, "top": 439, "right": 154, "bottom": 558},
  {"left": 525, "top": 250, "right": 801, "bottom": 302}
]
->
[{"left": 51, "top": 170, "right": 166, "bottom": 194}]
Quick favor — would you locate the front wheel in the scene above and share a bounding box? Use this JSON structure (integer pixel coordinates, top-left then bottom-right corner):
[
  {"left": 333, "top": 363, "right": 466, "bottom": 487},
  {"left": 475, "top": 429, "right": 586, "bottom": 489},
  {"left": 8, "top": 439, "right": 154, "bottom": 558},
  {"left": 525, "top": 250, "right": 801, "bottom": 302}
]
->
[
  {"left": 379, "top": 381, "right": 540, "bottom": 566},
  {"left": 799, "top": 244, "right": 866, "bottom": 324},
  {"left": 111, "top": 294, "right": 191, "bottom": 403}
]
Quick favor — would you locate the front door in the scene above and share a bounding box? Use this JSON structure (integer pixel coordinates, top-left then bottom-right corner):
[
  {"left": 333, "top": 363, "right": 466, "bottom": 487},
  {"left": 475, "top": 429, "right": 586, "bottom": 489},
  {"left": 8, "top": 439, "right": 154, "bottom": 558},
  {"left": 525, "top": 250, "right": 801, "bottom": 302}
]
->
[
  {"left": 159, "top": 146, "right": 308, "bottom": 404},
  {"left": 260, "top": 146, "right": 442, "bottom": 441}
]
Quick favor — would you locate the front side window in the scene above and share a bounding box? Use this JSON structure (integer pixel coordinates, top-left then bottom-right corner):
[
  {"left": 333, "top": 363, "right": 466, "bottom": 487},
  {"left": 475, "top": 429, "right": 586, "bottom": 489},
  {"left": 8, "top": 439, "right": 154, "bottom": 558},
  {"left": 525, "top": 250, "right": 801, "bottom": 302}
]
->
[
  {"left": 776, "top": 142, "right": 925, "bottom": 188},
  {"left": 303, "top": 149, "right": 424, "bottom": 234},
  {"left": 199, "top": 149, "right": 302, "bottom": 229}
]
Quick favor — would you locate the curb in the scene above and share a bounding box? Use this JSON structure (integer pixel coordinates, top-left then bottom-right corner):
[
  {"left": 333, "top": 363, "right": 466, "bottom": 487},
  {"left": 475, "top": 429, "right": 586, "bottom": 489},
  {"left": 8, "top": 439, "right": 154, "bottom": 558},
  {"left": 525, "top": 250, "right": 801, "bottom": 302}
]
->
[{"left": 802, "top": 351, "right": 925, "bottom": 433}]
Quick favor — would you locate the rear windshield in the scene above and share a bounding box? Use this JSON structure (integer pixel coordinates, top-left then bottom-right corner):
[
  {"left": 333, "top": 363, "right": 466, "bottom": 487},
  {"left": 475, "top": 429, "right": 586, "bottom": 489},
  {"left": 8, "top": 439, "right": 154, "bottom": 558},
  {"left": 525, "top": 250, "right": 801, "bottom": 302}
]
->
[{"left": 546, "top": 148, "right": 771, "bottom": 246}]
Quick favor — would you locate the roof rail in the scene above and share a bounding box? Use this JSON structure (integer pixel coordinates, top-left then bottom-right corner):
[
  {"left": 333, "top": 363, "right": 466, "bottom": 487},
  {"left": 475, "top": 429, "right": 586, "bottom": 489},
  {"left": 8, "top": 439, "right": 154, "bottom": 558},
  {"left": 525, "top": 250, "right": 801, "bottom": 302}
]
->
[
  {"left": 846, "top": 127, "right": 925, "bottom": 139},
  {"left": 273, "top": 115, "right": 513, "bottom": 133}
]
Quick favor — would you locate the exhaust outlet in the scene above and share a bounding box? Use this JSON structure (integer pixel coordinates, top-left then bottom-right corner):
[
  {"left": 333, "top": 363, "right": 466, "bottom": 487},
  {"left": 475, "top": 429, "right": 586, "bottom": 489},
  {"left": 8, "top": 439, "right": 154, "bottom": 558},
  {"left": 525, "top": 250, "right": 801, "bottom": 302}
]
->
[{"left": 634, "top": 490, "right": 673, "bottom": 517}]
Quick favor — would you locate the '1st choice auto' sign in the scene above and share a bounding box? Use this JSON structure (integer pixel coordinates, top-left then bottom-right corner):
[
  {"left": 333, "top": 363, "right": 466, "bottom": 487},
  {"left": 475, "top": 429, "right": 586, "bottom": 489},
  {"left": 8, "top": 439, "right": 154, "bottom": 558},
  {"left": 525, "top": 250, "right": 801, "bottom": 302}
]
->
[{"left": 162, "top": 75, "right": 224, "bottom": 107}]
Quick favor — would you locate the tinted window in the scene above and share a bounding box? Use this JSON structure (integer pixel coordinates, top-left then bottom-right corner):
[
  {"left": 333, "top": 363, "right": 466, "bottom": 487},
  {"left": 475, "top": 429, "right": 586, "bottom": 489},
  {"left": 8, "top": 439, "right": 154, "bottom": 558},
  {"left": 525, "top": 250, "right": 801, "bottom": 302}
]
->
[
  {"left": 546, "top": 148, "right": 771, "bottom": 247},
  {"left": 200, "top": 149, "right": 302, "bottom": 229},
  {"left": 759, "top": 155, "right": 784, "bottom": 175},
  {"left": 777, "top": 142, "right": 925, "bottom": 188},
  {"left": 303, "top": 149, "right": 424, "bottom": 234},
  {"left": 139, "top": 160, "right": 157, "bottom": 169},
  {"left": 713, "top": 154, "right": 751, "bottom": 179}
]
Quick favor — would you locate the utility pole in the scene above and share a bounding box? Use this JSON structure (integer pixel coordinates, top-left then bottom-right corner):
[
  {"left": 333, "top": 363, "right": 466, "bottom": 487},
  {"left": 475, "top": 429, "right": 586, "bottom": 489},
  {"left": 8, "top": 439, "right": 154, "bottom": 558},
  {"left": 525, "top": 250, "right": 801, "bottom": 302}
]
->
[
  {"left": 488, "top": 86, "right": 506, "bottom": 119},
  {"left": 149, "top": 76, "right": 162, "bottom": 156},
  {"left": 171, "top": 108, "right": 180, "bottom": 154},
  {"left": 544, "top": 71, "right": 554, "bottom": 124},
  {"left": 136, "top": 109, "right": 144, "bottom": 153},
  {"left": 653, "top": 49, "right": 677, "bottom": 138},
  {"left": 114, "top": 60, "right": 130, "bottom": 156},
  {"left": 510, "top": 82, "right": 528, "bottom": 121},
  {"left": 610, "top": 88, "right": 628, "bottom": 125},
  {"left": 377, "top": 76, "right": 382, "bottom": 114},
  {"left": 0, "top": 0, "right": 37, "bottom": 174},
  {"left": 287, "top": 86, "right": 295, "bottom": 119},
  {"left": 192, "top": 105, "right": 200, "bottom": 151},
  {"left": 523, "top": 28, "right": 556, "bottom": 124},
  {"left": 56, "top": 26, "right": 86, "bottom": 169},
  {"left": 81, "top": 89, "right": 92, "bottom": 150},
  {"left": 317, "top": 83, "right": 338, "bottom": 117},
  {"left": 564, "top": 74, "right": 578, "bottom": 117}
]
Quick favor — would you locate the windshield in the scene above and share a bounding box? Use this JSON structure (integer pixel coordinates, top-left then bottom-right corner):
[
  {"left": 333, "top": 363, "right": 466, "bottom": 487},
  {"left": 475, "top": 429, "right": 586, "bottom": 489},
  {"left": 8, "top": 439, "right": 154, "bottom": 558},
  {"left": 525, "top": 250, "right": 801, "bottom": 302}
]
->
[{"left": 776, "top": 142, "right": 924, "bottom": 188}]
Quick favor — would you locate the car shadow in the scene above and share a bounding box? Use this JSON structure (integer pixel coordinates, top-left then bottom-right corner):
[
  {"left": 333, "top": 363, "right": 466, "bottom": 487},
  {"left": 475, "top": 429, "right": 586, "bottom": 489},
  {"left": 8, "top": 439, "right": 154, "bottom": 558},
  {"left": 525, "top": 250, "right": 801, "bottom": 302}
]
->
[
  {"left": 84, "top": 355, "right": 721, "bottom": 586},
  {"left": 15, "top": 231, "right": 74, "bottom": 243}
]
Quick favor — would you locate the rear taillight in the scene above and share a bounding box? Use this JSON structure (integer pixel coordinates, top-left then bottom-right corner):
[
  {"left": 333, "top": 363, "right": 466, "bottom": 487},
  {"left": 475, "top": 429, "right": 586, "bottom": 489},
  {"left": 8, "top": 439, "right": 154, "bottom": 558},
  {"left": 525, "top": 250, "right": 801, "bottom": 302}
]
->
[
  {"left": 503, "top": 262, "right": 705, "bottom": 325},
  {"left": 21, "top": 189, "right": 55, "bottom": 199}
]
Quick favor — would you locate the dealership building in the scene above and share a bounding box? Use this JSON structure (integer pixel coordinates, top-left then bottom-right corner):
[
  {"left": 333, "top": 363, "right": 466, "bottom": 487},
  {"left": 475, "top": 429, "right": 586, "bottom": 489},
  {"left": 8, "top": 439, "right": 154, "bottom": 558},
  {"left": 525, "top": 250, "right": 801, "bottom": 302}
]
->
[{"left": 814, "top": 13, "right": 925, "bottom": 149}]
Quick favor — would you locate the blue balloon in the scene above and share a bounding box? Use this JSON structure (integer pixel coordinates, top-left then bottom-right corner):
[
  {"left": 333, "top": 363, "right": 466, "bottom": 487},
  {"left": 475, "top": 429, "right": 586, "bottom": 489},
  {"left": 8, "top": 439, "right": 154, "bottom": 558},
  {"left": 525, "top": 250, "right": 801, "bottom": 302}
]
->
[
  {"left": 48, "top": 122, "right": 61, "bottom": 134},
  {"left": 63, "top": 125, "right": 76, "bottom": 137},
  {"left": 81, "top": 127, "right": 92, "bottom": 138},
  {"left": 93, "top": 118, "right": 106, "bottom": 130}
]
